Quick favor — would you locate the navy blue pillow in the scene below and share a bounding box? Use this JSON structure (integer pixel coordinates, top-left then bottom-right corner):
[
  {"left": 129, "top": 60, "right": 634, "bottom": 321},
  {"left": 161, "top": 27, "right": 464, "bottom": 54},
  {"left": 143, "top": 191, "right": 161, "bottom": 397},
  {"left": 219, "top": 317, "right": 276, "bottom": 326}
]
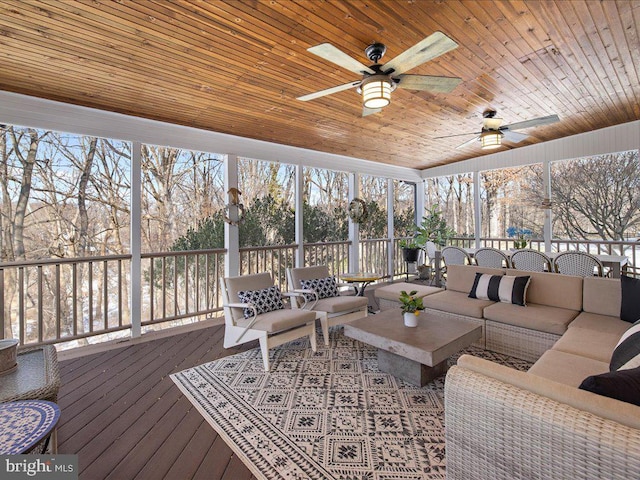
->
[
  {"left": 579, "top": 366, "right": 640, "bottom": 406},
  {"left": 621, "top": 275, "right": 640, "bottom": 323}
]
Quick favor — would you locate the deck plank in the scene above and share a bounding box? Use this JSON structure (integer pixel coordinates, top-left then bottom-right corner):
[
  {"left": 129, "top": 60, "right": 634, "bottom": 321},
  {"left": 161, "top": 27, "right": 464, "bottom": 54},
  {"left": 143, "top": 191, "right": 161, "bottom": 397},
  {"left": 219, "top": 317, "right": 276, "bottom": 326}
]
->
[{"left": 56, "top": 323, "right": 257, "bottom": 480}]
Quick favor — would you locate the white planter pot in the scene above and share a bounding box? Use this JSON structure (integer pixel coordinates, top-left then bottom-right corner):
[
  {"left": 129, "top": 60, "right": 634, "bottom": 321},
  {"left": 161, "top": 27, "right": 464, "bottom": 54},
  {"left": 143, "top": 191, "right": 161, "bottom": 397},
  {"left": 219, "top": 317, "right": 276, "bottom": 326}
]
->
[{"left": 403, "top": 312, "right": 419, "bottom": 327}]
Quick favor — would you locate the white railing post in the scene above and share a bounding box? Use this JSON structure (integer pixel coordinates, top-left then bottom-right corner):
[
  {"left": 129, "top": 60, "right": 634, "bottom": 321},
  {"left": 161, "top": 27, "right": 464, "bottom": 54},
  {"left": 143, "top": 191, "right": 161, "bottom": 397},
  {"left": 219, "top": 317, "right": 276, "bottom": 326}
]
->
[
  {"left": 348, "top": 173, "right": 359, "bottom": 272},
  {"left": 474, "top": 171, "right": 482, "bottom": 249},
  {"left": 224, "top": 154, "right": 240, "bottom": 278},
  {"left": 295, "top": 164, "right": 305, "bottom": 267},
  {"left": 543, "top": 160, "right": 553, "bottom": 253},
  {"left": 130, "top": 142, "right": 142, "bottom": 338},
  {"left": 387, "top": 178, "right": 395, "bottom": 279}
]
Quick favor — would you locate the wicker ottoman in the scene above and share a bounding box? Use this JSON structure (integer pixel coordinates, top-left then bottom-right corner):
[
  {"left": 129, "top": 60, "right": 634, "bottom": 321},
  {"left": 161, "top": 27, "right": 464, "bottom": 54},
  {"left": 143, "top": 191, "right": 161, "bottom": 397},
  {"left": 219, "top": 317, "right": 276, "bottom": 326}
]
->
[{"left": 374, "top": 282, "right": 443, "bottom": 311}]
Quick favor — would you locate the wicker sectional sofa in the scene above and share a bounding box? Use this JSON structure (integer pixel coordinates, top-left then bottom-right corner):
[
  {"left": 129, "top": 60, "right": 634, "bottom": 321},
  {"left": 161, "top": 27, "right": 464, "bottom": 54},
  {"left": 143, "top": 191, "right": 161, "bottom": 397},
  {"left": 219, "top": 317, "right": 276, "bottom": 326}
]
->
[{"left": 426, "top": 265, "right": 640, "bottom": 479}]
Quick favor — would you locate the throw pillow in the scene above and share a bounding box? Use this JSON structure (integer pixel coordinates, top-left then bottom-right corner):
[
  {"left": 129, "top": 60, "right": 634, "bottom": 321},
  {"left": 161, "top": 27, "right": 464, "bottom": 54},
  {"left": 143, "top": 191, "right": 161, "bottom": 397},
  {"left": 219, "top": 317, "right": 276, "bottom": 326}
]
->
[
  {"left": 469, "top": 273, "right": 531, "bottom": 306},
  {"left": 610, "top": 319, "right": 640, "bottom": 371},
  {"left": 579, "top": 366, "right": 640, "bottom": 406},
  {"left": 237, "top": 285, "right": 285, "bottom": 319},
  {"left": 620, "top": 274, "right": 640, "bottom": 323},
  {"left": 300, "top": 276, "right": 339, "bottom": 301}
]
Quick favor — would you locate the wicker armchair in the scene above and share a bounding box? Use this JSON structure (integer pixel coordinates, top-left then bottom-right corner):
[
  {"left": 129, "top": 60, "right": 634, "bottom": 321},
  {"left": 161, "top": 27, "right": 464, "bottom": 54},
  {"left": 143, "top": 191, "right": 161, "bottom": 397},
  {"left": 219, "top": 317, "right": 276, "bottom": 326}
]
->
[
  {"left": 510, "top": 249, "right": 551, "bottom": 272},
  {"left": 441, "top": 246, "right": 471, "bottom": 267},
  {"left": 474, "top": 247, "right": 510, "bottom": 268},
  {"left": 553, "top": 251, "right": 604, "bottom": 277}
]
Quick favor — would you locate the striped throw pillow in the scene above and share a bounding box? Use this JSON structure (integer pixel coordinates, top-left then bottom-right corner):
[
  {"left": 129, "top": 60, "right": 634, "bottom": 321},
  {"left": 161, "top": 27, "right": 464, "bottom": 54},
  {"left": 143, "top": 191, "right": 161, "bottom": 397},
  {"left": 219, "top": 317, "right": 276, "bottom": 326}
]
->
[
  {"left": 469, "top": 273, "right": 531, "bottom": 306},
  {"left": 610, "top": 319, "right": 640, "bottom": 371}
]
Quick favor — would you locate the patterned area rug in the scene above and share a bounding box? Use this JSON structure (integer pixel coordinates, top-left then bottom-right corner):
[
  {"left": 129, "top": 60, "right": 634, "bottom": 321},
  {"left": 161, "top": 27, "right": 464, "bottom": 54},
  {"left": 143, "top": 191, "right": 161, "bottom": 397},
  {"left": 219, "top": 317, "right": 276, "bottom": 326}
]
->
[{"left": 171, "top": 327, "right": 531, "bottom": 480}]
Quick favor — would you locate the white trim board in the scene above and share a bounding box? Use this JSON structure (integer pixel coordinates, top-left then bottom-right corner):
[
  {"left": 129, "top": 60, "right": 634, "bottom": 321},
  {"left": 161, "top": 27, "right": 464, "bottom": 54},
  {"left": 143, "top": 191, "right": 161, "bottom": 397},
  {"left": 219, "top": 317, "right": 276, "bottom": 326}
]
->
[
  {"left": 0, "top": 90, "right": 422, "bottom": 182},
  {"left": 421, "top": 120, "right": 640, "bottom": 178}
]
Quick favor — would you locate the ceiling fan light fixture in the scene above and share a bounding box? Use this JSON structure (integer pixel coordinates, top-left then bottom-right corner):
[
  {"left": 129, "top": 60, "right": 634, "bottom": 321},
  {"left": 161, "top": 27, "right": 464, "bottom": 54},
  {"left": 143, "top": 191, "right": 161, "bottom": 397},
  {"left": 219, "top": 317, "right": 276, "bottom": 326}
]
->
[
  {"left": 361, "top": 75, "right": 392, "bottom": 109},
  {"left": 480, "top": 130, "right": 503, "bottom": 150}
]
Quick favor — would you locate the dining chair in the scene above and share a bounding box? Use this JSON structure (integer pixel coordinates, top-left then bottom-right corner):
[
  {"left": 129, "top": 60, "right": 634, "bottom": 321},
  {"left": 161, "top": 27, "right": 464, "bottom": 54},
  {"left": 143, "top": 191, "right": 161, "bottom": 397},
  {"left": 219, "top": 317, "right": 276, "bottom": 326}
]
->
[
  {"left": 222, "top": 272, "right": 317, "bottom": 371},
  {"left": 509, "top": 249, "right": 552, "bottom": 272},
  {"left": 441, "top": 246, "right": 472, "bottom": 266},
  {"left": 474, "top": 247, "right": 510, "bottom": 268},
  {"left": 553, "top": 251, "right": 604, "bottom": 277},
  {"left": 287, "top": 265, "right": 368, "bottom": 345}
]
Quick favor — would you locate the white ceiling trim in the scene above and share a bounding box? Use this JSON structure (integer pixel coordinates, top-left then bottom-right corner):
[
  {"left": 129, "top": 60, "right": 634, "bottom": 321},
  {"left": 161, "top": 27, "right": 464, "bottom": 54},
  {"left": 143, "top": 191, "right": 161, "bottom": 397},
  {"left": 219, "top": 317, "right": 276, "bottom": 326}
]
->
[
  {"left": 0, "top": 90, "right": 423, "bottom": 182},
  {"left": 421, "top": 120, "right": 640, "bottom": 178}
]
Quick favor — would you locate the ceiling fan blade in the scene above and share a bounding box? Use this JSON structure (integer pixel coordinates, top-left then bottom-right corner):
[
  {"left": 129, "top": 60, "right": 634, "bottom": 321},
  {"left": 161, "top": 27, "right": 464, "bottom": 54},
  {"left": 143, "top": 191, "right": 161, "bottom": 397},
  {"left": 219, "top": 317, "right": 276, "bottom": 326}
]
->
[
  {"left": 456, "top": 136, "right": 480, "bottom": 149},
  {"left": 505, "top": 114, "right": 560, "bottom": 131},
  {"left": 433, "top": 131, "right": 481, "bottom": 139},
  {"left": 307, "top": 43, "right": 375, "bottom": 75},
  {"left": 502, "top": 130, "right": 529, "bottom": 143},
  {"left": 396, "top": 74, "right": 462, "bottom": 93},
  {"left": 381, "top": 31, "right": 459, "bottom": 75},
  {"left": 362, "top": 106, "right": 382, "bottom": 117},
  {"left": 297, "top": 80, "right": 361, "bottom": 102}
]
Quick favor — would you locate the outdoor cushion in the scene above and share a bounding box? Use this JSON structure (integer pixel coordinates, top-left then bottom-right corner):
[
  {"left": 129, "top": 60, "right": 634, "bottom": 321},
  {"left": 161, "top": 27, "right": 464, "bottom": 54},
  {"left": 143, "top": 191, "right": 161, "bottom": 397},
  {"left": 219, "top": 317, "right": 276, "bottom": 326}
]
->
[
  {"left": 621, "top": 275, "right": 640, "bottom": 323},
  {"left": 423, "top": 290, "right": 495, "bottom": 319},
  {"left": 528, "top": 349, "right": 609, "bottom": 387},
  {"left": 552, "top": 327, "right": 622, "bottom": 363},
  {"left": 520, "top": 270, "right": 583, "bottom": 311},
  {"left": 483, "top": 302, "right": 578, "bottom": 335},
  {"left": 311, "top": 295, "right": 368, "bottom": 314},
  {"left": 374, "top": 282, "right": 442, "bottom": 301},
  {"left": 445, "top": 265, "right": 505, "bottom": 293},
  {"left": 582, "top": 276, "right": 621, "bottom": 317},
  {"left": 300, "top": 276, "right": 338, "bottom": 300},
  {"left": 610, "top": 319, "right": 640, "bottom": 371},
  {"left": 237, "top": 285, "right": 285, "bottom": 318},
  {"left": 579, "top": 366, "right": 640, "bottom": 406},
  {"left": 569, "top": 312, "right": 630, "bottom": 336},
  {"left": 234, "top": 307, "right": 316, "bottom": 333},
  {"left": 469, "top": 273, "right": 530, "bottom": 306}
]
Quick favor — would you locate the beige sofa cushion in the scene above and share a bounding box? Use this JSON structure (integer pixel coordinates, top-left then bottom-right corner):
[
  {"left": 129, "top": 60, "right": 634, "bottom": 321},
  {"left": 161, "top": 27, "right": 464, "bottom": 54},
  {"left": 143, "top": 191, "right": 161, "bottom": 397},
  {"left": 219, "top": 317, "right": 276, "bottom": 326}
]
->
[
  {"left": 528, "top": 349, "right": 609, "bottom": 387},
  {"left": 457, "top": 354, "right": 640, "bottom": 429},
  {"left": 582, "top": 276, "right": 621, "bottom": 316},
  {"left": 511, "top": 270, "right": 583, "bottom": 311},
  {"left": 552, "top": 326, "right": 621, "bottom": 363},
  {"left": 374, "top": 282, "right": 443, "bottom": 301},
  {"left": 423, "top": 290, "right": 495, "bottom": 319},
  {"left": 483, "top": 302, "right": 578, "bottom": 335},
  {"left": 569, "top": 312, "right": 630, "bottom": 336},
  {"left": 446, "top": 265, "right": 506, "bottom": 293},
  {"left": 312, "top": 295, "right": 368, "bottom": 314}
]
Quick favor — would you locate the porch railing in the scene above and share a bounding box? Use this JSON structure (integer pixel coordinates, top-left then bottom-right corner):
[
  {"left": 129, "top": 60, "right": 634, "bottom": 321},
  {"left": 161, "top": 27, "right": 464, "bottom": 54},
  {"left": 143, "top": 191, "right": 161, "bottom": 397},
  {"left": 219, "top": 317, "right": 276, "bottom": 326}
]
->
[{"left": 4, "top": 236, "right": 637, "bottom": 348}]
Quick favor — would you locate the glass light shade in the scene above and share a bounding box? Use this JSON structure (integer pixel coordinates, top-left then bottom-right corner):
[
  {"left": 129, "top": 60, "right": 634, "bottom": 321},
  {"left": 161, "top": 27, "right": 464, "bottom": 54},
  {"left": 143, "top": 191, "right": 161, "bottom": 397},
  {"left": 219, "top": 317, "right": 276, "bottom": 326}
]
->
[
  {"left": 361, "top": 76, "right": 392, "bottom": 109},
  {"left": 480, "top": 130, "right": 503, "bottom": 150}
]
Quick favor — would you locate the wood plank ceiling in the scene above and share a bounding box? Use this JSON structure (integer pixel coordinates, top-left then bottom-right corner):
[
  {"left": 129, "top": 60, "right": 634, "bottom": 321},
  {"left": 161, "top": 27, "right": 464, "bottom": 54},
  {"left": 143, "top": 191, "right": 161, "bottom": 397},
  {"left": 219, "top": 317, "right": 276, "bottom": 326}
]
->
[{"left": 0, "top": 0, "right": 638, "bottom": 170}]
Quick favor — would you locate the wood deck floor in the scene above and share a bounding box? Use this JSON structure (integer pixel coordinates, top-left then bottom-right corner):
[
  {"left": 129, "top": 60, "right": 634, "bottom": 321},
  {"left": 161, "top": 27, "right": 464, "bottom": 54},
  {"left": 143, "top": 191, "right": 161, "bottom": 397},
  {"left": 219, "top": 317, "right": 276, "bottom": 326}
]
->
[{"left": 57, "top": 324, "right": 258, "bottom": 480}]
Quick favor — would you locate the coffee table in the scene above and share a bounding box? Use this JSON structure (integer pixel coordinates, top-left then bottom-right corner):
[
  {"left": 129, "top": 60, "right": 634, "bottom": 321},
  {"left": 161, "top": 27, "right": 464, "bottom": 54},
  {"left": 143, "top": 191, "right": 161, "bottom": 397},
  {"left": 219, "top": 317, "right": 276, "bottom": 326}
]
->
[{"left": 343, "top": 309, "right": 482, "bottom": 386}]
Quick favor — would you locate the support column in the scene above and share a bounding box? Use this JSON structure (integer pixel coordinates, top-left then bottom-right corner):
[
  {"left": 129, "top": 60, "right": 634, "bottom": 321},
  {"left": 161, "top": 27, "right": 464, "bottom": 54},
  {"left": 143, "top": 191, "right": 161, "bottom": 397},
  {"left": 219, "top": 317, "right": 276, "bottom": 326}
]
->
[
  {"left": 416, "top": 179, "right": 425, "bottom": 223},
  {"left": 224, "top": 154, "right": 240, "bottom": 278},
  {"left": 387, "top": 178, "right": 395, "bottom": 280},
  {"left": 130, "top": 142, "right": 142, "bottom": 338},
  {"left": 474, "top": 171, "right": 482, "bottom": 249},
  {"left": 348, "top": 173, "right": 359, "bottom": 272},
  {"left": 543, "top": 160, "right": 553, "bottom": 252},
  {"left": 295, "top": 164, "right": 305, "bottom": 267}
]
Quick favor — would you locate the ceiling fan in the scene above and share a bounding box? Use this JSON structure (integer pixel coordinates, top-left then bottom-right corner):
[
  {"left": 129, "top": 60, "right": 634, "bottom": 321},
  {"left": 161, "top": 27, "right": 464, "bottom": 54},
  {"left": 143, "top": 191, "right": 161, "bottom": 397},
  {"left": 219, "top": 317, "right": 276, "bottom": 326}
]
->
[
  {"left": 296, "top": 31, "right": 462, "bottom": 116},
  {"left": 441, "top": 110, "right": 561, "bottom": 150}
]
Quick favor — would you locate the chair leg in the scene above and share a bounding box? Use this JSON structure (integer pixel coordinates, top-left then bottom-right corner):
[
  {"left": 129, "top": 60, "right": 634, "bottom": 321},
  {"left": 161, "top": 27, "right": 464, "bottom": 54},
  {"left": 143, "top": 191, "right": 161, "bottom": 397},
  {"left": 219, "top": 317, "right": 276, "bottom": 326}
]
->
[
  {"left": 319, "top": 315, "right": 330, "bottom": 346},
  {"left": 259, "top": 336, "right": 270, "bottom": 371},
  {"left": 309, "top": 323, "right": 317, "bottom": 352}
]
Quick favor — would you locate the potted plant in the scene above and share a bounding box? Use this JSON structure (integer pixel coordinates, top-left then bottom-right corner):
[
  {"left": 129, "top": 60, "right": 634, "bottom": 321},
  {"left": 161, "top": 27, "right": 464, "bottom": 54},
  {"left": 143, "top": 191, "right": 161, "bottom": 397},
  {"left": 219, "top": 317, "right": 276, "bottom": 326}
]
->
[
  {"left": 398, "top": 290, "right": 424, "bottom": 327},
  {"left": 398, "top": 238, "right": 421, "bottom": 262},
  {"left": 507, "top": 226, "right": 533, "bottom": 250},
  {"left": 413, "top": 205, "right": 457, "bottom": 248}
]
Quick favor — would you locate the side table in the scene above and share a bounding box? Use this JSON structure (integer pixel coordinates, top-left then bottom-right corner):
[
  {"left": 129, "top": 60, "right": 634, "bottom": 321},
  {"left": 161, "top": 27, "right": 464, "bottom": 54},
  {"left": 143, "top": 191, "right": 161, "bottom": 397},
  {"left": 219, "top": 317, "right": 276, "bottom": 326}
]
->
[
  {"left": 0, "top": 345, "right": 61, "bottom": 403},
  {"left": 0, "top": 400, "right": 61, "bottom": 454}
]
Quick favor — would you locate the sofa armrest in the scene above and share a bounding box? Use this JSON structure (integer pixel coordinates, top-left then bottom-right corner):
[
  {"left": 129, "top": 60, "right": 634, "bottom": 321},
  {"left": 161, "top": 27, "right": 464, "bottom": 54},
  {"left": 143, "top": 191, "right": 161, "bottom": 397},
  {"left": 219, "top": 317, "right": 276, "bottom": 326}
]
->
[{"left": 445, "top": 358, "right": 640, "bottom": 480}]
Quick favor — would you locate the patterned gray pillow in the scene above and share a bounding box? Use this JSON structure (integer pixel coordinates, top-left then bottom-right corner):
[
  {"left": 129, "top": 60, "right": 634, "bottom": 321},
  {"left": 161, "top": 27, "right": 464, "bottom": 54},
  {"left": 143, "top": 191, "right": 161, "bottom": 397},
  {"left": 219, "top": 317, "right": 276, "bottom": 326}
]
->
[
  {"left": 237, "top": 285, "right": 285, "bottom": 319},
  {"left": 300, "top": 276, "right": 339, "bottom": 301}
]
